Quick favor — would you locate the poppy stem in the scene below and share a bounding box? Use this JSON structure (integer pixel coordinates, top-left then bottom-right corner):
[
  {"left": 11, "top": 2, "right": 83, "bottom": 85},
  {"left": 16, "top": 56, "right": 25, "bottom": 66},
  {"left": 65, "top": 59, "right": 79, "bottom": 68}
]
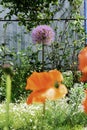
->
[
  {"left": 42, "top": 43, "right": 44, "bottom": 71},
  {"left": 41, "top": 102, "right": 46, "bottom": 130},
  {"left": 43, "top": 102, "right": 46, "bottom": 115}
]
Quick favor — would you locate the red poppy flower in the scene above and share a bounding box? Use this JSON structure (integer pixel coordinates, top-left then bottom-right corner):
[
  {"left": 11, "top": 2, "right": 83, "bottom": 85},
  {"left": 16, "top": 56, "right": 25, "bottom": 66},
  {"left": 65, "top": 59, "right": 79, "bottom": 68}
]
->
[{"left": 25, "top": 69, "right": 67, "bottom": 104}]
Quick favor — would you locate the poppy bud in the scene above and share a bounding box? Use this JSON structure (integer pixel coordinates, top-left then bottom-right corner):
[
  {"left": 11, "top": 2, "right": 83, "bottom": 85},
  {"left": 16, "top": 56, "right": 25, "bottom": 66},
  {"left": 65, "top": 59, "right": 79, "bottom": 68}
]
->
[{"left": 2, "top": 62, "right": 14, "bottom": 76}]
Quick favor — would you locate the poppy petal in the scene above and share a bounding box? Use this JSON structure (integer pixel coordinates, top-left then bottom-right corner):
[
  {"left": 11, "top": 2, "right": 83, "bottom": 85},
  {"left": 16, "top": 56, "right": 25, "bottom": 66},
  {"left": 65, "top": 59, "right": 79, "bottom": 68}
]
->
[
  {"left": 25, "top": 71, "right": 52, "bottom": 90},
  {"left": 82, "top": 89, "right": 87, "bottom": 113},
  {"left": 78, "top": 47, "right": 87, "bottom": 71},
  {"left": 49, "top": 69, "right": 63, "bottom": 83},
  {"left": 26, "top": 89, "right": 47, "bottom": 104},
  {"left": 80, "top": 74, "right": 87, "bottom": 82},
  {"left": 44, "top": 84, "right": 67, "bottom": 100}
]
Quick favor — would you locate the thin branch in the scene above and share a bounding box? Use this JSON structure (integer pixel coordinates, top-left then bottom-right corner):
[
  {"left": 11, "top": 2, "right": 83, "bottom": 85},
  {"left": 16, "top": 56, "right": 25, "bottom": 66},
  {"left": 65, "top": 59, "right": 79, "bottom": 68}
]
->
[{"left": 0, "top": 18, "right": 86, "bottom": 22}]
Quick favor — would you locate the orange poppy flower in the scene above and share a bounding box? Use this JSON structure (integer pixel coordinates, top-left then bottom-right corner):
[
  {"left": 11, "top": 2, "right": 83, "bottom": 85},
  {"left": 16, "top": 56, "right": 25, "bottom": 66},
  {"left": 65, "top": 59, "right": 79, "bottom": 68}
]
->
[
  {"left": 78, "top": 47, "right": 87, "bottom": 82},
  {"left": 82, "top": 89, "right": 87, "bottom": 113},
  {"left": 25, "top": 69, "right": 67, "bottom": 104}
]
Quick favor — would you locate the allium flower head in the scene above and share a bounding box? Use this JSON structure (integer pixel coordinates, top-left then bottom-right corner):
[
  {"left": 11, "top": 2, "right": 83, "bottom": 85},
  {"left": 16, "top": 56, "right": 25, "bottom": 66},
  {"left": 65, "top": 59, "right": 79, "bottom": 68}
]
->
[{"left": 31, "top": 25, "right": 55, "bottom": 45}]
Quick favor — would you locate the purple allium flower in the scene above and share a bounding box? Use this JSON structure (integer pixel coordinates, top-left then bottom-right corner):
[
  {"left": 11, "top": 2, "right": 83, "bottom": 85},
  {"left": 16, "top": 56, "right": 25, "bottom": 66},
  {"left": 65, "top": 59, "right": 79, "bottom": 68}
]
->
[{"left": 31, "top": 25, "right": 55, "bottom": 45}]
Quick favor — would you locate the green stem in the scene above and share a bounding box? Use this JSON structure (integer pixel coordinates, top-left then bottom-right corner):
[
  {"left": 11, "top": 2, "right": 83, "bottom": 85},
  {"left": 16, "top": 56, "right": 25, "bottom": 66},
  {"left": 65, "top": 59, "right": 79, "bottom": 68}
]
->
[
  {"left": 41, "top": 102, "right": 46, "bottom": 130},
  {"left": 43, "top": 102, "right": 45, "bottom": 115},
  {"left": 4, "top": 74, "right": 11, "bottom": 130}
]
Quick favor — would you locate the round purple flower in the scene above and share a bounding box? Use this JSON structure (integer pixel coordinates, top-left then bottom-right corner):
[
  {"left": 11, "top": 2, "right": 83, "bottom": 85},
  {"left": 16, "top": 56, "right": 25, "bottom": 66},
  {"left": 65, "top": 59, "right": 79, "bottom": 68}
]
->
[{"left": 31, "top": 25, "right": 55, "bottom": 45}]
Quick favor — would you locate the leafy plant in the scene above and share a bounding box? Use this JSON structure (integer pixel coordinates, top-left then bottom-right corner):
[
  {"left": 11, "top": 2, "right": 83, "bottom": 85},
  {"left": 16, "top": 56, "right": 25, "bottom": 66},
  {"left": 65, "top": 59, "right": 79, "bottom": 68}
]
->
[{"left": 0, "top": 0, "right": 59, "bottom": 30}]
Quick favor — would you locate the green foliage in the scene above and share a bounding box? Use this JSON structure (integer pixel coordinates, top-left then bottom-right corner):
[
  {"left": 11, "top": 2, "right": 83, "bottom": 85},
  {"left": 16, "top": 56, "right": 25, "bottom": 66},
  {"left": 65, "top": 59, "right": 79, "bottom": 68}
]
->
[
  {"left": 0, "top": 45, "right": 43, "bottom": 102},
  {"left": 47, "top": 20, "right": 85, "bottom": 71},
  {"left": 66, "top": 83, "right": 87, "bottom": 126},
  {"left": 0, "top": 43, "right": 14, "bottom": 67},
  {"left": 0, "top": 0, "right": 83, "bottom": 31},
  {"left": 0, "top": 97, "right": 87, "bottom": 130},
  {"left": 69, "top": 0, "right": 83, "bottom": 8},
  {"left": 68, "top": 83, "right": 85, "bottom": 106},
  {"left": 63, "top": 71, "right": 73, "bottom": 88},
  {"left": 42, "top": 0, "right": 84, "bottom": 71},
  {"left": 0, "top": 0, "right": 59, "bottom": 30}
]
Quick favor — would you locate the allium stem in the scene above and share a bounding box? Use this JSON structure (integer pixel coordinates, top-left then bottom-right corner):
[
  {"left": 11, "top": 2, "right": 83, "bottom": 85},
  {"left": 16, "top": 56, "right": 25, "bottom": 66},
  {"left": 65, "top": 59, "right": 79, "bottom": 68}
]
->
[
  {"left": 4, "top": 74, "right": 11, "bottom": 130},
  {"left": 42, "top": 43, "right": 44, "bottom": 71}
]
